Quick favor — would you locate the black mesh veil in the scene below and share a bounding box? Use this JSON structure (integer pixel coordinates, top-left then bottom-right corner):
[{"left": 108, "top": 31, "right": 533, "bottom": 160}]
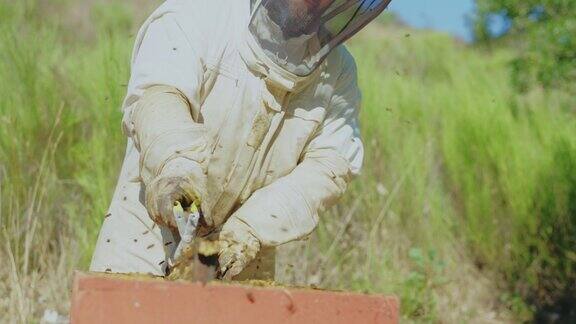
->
[{"left": 249, "top": 0, "right": 392, "bottom": 76}]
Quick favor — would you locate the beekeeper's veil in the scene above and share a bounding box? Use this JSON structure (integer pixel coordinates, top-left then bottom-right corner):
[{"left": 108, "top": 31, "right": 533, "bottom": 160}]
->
[{"left": 242, "top": 0, "right": 392, "bottom": 90}]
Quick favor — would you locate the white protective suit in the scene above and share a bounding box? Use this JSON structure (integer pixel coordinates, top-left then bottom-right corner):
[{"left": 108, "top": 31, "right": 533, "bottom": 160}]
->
[{"left": 90, "top": 0, "right": 366, "bottom": 279}]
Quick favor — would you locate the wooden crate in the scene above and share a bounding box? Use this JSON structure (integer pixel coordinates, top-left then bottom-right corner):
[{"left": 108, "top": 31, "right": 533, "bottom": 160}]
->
[{"left": 71, "top": 272, "right": 399, "bottom": 324}]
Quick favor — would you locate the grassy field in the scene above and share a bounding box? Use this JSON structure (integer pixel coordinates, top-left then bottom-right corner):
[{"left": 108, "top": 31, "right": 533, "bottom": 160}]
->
[{"left": 1, "top": 1, "right": 575, "bottom": 322}]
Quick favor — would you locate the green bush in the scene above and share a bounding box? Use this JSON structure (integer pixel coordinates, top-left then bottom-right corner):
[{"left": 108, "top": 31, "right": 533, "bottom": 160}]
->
[{"left": 475, "top": 0, "right": 576, "bottom": 92}]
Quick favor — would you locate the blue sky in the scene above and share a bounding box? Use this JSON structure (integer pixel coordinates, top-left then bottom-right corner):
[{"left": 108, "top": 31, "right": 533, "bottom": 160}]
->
[{"left": 388, "top": 0, "right": 476, "bottom": 41}]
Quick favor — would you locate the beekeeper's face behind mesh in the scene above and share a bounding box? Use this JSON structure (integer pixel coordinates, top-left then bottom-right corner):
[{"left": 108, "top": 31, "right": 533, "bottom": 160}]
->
[{"left": 250, "top": 0, "right": 392, "bottom": 77}]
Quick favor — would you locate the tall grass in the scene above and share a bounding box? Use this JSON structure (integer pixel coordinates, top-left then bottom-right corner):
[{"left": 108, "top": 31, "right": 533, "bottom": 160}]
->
[
  {"left": 0, "top": 1, "right": 129, "bottom": 321},
  {"left": 323, "top": 27, "right": 575, "bottom": 320},
  {"left": 1, "top": 1, "right": 574, "bottom": 322}
]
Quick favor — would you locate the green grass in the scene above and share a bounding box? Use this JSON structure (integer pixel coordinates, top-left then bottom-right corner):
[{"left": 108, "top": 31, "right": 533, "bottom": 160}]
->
[
  {"left": 345, "top": 28, "right": 576, "bottom": 320},
  {"left": 1, "top": 1, "right": 575, "bottom": 322}
]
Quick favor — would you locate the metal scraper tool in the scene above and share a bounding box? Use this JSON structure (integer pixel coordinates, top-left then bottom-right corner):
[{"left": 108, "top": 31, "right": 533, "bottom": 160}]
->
[
  {"left": 173, "top": 201, "right": 201, "bottom": 260},
  {"left": 169, "top": 202, "right": 219, "bottom": 283}
]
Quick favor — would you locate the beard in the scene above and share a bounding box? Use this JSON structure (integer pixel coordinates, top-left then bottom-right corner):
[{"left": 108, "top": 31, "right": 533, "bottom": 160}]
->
[{"left": 266, "top": 0, "right": 322, "bottom": 38}]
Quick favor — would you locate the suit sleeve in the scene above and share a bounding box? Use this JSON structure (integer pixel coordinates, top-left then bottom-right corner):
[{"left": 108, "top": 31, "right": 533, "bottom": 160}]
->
[
  {"left": 121, "top": 13, "right": 208, "bottom": 186},
  {"left": 227, "top": 49, "right": 364, "bottom": 246}
]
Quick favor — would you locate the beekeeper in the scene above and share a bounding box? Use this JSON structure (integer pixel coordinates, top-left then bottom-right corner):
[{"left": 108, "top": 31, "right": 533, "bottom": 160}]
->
[{"left": 90, "top": 0, "right": 392, "bottom": 280}]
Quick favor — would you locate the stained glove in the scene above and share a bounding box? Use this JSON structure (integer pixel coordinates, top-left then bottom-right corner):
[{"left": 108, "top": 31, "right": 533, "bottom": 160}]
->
[
  {"left": 218, "top": 217, "right": 261, "bottom": 280},
  {"left": 124, "top": 84, "right": 209, "bottom": 228},
  {"left": 145, "top": 157, "right": 205, "bottom": 229}
]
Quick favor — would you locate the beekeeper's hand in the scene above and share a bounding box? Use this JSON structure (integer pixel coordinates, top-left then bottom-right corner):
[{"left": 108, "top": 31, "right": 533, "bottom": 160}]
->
[
  {"left": 145, "top": 158, "right": 204, "bottom": 229},
  {"left": 218, "top": 217, "right": 261, "bottom": 280}
]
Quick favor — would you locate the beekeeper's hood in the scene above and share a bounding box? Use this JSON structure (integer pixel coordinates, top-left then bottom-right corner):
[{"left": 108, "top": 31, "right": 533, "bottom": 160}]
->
[{"left": 241, "top": 0, "right": 392, "bottom": 91}]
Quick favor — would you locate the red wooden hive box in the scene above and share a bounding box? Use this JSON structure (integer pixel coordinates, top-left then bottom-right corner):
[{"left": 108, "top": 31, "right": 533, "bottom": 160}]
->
[{"left": 71, "top": 272, "right": 399, "bottom": 324}]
